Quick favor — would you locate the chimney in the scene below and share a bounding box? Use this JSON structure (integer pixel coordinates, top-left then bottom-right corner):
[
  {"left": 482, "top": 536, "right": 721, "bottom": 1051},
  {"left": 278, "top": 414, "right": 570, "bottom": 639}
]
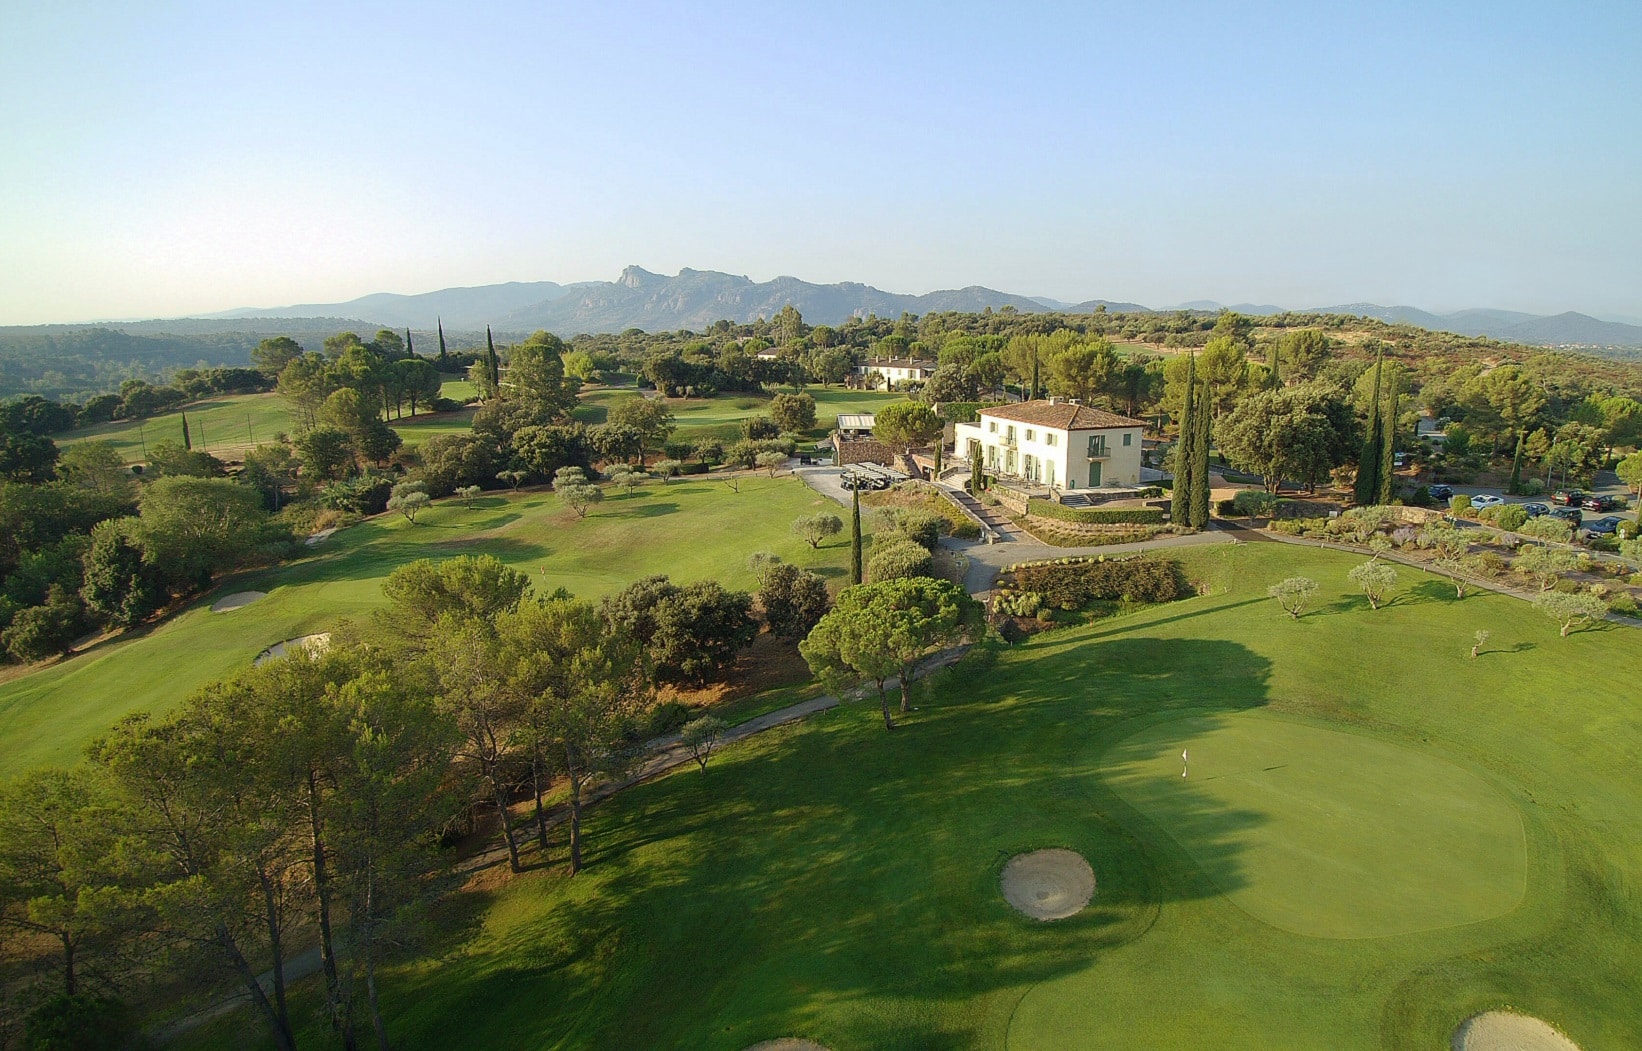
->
[{"left": 1047, "top": 396, "right": 1062, "bottom": 405}]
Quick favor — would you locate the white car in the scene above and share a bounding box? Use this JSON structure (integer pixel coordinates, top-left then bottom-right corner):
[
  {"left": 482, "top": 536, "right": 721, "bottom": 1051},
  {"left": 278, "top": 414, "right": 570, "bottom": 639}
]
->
[{"left": 1469, "top": 494, "right": 1505, "bottom": 511}]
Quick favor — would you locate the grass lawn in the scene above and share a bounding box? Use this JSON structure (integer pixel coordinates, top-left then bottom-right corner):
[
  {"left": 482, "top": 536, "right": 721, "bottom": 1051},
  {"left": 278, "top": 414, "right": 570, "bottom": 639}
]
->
[
  {"left": 575, "top": 386, "right": 905, "bottom": 444},
  {"left": 58, "top": 390, "right": 476, "bottom": 462},
  {"left": 58, "top": 392, "right": 296, "bottom": 463},
  {"left": 174, "top": 540, "right": 1642, "bottom": 1050},
  {"left": 0, "top": 475, "right": 865, "bottom": 778}
]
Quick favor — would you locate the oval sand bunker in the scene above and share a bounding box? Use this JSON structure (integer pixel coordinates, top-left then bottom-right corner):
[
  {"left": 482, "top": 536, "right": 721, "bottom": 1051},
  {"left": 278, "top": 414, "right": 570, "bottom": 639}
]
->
[
  {"left": 1001, "top": 848, "right": 1095, "bottom": 920},
  {"left": 254, "top": 633, "right": 332, "bottom": 666},
  {"left": 744, "top": 1042, "right": 831, "bottom": 1051},
  {"left": 1453, "top": 1012, "right": 1580, "bottom": 1051},
  {"left": 211, "top": 591, "right": 267, "bottom": 613}
]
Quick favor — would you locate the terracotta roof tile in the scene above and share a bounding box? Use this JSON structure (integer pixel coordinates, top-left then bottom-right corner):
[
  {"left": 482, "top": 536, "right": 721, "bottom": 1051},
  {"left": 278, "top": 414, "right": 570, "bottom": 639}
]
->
[{"left": 977, "top": 400, "right": 1145, "bottom": 430}]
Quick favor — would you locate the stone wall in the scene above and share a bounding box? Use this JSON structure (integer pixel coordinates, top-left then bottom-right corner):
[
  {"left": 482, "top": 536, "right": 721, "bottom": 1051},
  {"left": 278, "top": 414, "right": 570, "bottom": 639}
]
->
[{"left": 837, "top": 439, "right": 894, "bottom": 467}]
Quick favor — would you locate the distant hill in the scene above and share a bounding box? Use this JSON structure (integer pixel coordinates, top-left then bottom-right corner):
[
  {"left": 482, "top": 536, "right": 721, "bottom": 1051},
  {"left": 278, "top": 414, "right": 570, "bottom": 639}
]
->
[
  {"left": 490, "top": 267, "right": 1050, "bottom": 331},
  {"left": 203, "top": 281, "right": 583, "bottom": 330}
]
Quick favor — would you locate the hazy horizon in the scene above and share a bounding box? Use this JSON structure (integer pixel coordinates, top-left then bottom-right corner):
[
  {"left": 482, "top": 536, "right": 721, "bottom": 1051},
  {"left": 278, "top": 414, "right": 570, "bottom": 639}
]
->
[{"left": 4, "top": 1, "right": 1638, "bottom": 326}]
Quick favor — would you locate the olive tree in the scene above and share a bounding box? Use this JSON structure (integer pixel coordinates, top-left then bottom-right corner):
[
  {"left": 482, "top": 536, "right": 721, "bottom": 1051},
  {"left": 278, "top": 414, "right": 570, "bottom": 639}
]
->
[
  {"left": 680, "top": 716, "right": 728, "bottom": 775},
  {"left": 554, "top": 466, "right": 603, "bottom": 518},
  {"left": 1533, "top": 590, "right": 1608, "bottom": 636},
  {"left": 1266, "top": 576, "right": 1318, "bottom": 619},
  {"left": 791, "top": 512, "right": 843, "bottom": 549},
  {"left": 1348, "top": 560, "right": 1397, "bottom": 609}
]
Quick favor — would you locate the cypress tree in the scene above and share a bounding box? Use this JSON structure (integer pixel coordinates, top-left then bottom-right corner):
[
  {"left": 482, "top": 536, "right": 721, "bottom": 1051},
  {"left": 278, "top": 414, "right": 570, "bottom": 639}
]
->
[
  {"left": 1354, "top": 350, "right": 1384, "bottom": 506},
  {"left": 1030, "top": 351, "right": 1040, "bottom": 402},
  {"left": 1170, "top": 352, "right": 1197, "bottom": 524},
  {"left": 485, "top": 326, "right": 501, "bottom": 393},
  {"left": 182, "top": 411, "right": 192, "bottom": 451},
  {"left": 1376, "top": 367, "right": 1398, "bottom": 505},
  {"left": 1508, "top": 430, "right": 1526, "bottom": 495},
  {"left": 1189, "top": 375, "right": 1212, "bottom": 528},
  {"left": 970, "top": 451, "right": 983, "bottom": 495},
  {"left": 1269, "top": 340, "right": 1282, "bottom": 389},
  {"left": 436, "top": 318, "right": 448, "bottom": 364},
  {"left": 849, "top": 486, "right": 863, "bottom": 586},
  {"left": 405, "top": 327, "right": 414, "bottom": 357}
]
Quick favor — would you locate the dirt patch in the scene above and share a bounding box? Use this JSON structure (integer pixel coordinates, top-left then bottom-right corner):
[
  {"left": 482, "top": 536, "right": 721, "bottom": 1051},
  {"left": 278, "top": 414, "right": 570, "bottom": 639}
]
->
[
  {"left": 211, "top": 591, "right": 267, "bottom": 613},
  {"left": 744, "top": 1042, "right": 831, "bottom": 1051},
  {"left": 657, "top": 632, "right": 811, "bottom": 710},
  {"left": 1001, "top": 848, "right": 1095, "bottom": 921},
  {"left": 254, "top": 633, "right": 332, "bottom": 666},
  {"left": 1452, "top": 1012, "right": 1580, "bottom": 1051},
  {"left": 305, "top": 527, "right": 338, "bottom": 546}
]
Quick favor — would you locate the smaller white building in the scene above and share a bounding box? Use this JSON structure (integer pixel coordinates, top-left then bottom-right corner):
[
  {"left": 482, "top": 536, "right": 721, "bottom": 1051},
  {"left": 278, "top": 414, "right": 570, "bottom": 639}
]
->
[
  {"left": 853, "top": 357, "right": 935, "bottom": 388},
  {"left": 954, "top": 399, "right": 1146, "bottom": 490}
]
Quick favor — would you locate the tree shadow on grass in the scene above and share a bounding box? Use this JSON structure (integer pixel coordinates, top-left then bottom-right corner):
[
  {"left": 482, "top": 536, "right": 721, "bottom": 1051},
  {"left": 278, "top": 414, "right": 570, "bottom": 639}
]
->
[
  {"left": 598, "top": 500, "right": 679, "bottom": 520},
  {"left": 380, "top": 633, "right": 1276, "bottom": 1050}
]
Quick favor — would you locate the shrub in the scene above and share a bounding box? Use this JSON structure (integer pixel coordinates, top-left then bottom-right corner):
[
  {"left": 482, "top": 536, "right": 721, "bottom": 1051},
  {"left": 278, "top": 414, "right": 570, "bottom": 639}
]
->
[
  {"left": 1013, "top": 556, "right": 1188, "bottom": 610},
  {"left": 874, "top": 507, "right": 946, "bottom": 550},
  {"left": 740, "top": 416, "right": 780, "bottom": 441},
  {"left": 1026, "top": 499, "right": 1165, "bottom": 525},
  {"left": 1481, "top": 504, "right": 1529, "bottom": 532},
  {"left": 644, "top": 700, "right": 694, "bottom": 738},
  {"left": 759, "top": 563, "right": 832, "bottom": 638},
  {"left": 866, "top": 538, "right": 935, "bottom": 582}
]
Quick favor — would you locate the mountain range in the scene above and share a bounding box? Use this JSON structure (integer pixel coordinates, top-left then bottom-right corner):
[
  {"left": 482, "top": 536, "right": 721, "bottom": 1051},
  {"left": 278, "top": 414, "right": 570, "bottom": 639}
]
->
[{"left": 36, "top": 268, "right": 1642, "bottom": 349}]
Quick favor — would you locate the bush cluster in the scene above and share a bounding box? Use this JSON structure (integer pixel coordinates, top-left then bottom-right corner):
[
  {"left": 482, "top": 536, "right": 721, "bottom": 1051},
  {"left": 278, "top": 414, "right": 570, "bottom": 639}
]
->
[
  {"left": 1012, "top": 556, "right": 1188, "bottom": 610},
  {"left": 1025, "top": 499, "right": 1164, "bottom": 525}
]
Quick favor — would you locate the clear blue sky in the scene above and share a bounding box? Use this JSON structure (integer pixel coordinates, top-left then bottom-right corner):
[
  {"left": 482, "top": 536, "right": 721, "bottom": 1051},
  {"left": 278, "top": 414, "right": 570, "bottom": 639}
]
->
[{"left": 3, "top": 0, "right": 1639, "bottom": 324}]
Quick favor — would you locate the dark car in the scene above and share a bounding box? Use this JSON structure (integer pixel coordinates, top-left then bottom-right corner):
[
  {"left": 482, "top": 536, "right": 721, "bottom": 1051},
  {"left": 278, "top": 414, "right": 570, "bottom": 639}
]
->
[
  {"left": 1552, "top": 490, "right": 1585, "bottom": 506},
  {"left": 1428, "top": 484, "right": 1454, "bottom": 501},
  {"left": 1583, "top": 516, "right": 1623, "bottom": 536},
  {"left": 1548, "top": 506, "right": 1583, "bottom": 526},
  {"left": 1581, "top": 495, "right": 1619, "bottom": 512},
  {"left": 1521, "top": 502, "right": 1550, "bottom": 518}
]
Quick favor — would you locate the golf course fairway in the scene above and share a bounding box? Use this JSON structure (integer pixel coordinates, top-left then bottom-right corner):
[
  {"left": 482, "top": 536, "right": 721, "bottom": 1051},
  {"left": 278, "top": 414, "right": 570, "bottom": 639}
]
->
[{"left": 1101, "top": 711, "right": 1526, "bottom": 938}]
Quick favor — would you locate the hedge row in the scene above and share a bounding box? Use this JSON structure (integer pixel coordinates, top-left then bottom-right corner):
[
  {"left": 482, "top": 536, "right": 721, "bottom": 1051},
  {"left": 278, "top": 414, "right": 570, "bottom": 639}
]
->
[
  {"left": 1026, "top": 499, "right": 1164, "bottom": 525},
  {"left": 678, "top": 461, "right": 710, "bottom": 475},
  {"left": 1012, "top": 556, "right": 1188, "bottom": 609}
]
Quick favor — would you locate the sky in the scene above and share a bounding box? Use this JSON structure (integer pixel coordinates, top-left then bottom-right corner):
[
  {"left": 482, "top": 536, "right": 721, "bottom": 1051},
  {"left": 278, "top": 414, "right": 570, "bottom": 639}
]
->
[{"left": 2, "top": 0, "right": 1640, "bottom": 325}]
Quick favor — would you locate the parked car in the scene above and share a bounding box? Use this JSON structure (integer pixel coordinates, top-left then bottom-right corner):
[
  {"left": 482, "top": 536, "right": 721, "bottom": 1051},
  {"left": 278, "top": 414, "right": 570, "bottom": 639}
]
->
[
  {"left": 1548, "top": 506, "right": 1584, "bottom": 526},
  {"left": 1552, "top": 490, "right": 1585, "bottom": 506},
  {"left": 1469, "top": 494, "right": 1505, "bottom": 512},
  {"left": 1428, "top": 484, "right": 1454, "bottom": 501},
  {"left": 1521, "top": 502, "right": 1550, "bottom": 518},
  {"left": 1581, "top": 494, "right": 1619, "bottom": 512},
  {"left": 1584, "top": 516, "right": 1623, "bottom": 536}
]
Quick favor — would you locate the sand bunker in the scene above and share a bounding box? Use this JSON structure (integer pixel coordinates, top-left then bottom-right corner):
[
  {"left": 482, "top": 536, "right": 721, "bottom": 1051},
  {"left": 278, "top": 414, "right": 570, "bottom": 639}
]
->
[
  {"left": 744, "top": 1042, "right": 830, "bottom": 1051},
  {"left": 254, "top": 633, "right": 332, "bottom": 666},
  {"left": 1000, "top": 848, "right": 1095, "bottom": 921},
  {"left": 1453, "top": 1012, "right": 1580, "bottom": 1051},
  {"left": 211, "top": 591, "right": 267, "bottom": 613},
  {"left": 305, "top": 527, "right": 338, "bottom": 546}
]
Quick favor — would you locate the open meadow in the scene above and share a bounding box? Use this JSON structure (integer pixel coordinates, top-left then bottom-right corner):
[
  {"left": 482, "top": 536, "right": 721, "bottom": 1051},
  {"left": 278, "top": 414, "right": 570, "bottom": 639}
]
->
[
  {"left": 574, "top": 386, "right": 903, "bottom": 442},
  {"left": 168, "top": 540, "right": 1642, "bottom": 1050},
  {"left": 0, "top": 475, "right": 860, "bottom": 777}
]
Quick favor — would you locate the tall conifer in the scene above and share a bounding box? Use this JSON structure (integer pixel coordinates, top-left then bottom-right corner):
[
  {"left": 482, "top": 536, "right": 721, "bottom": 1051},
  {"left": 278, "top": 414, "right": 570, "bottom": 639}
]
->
[
  {"left": 849, "top": 487, "right": 863, "bottom": 586},
  {"left": 1354, "top": 350, "right": 1385, "bottom": 506},
  {"left": 405, "top": 327, "right": 414, "bottom": 357},
  {"left": 1171, "top": 352, "right": 1197, "bottom": 524},
  {"left": 1377, "top": 366, "right": 1398, "bottom": 504},
  {"left": 436, "top": 318, "right": 448, "bottom": 364},
  {"left": 181, "top": 411, "right": 192, "bottom": 451},
  {"left": 1189, "top": 375, "right": 1212, "bottom": 528},
  {"left": 485, "top": 326, "right": 501, "bottom": 393}
]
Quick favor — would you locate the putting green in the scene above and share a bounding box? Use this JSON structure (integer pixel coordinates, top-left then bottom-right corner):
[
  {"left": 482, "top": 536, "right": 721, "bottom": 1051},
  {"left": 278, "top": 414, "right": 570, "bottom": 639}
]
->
[{"left": 1101, "top": 712, "right": 1526, "bottom": 938}]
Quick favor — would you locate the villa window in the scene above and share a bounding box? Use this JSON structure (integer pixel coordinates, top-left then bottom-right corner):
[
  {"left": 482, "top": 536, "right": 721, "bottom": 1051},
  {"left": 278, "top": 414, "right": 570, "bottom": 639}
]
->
[
  {"left": 989, "top": 421, "right": 997, "bottom": 433},
  {"left": 1025, "top": 428, "right": 1035, "bottom": 442},
  {"left": 1046, "top": 433, "right": 1057, "bottom": 447},
  {"left": 1123, "top": 432, "right": 1132, "bottom": 446},
  {"left": 1088, "top": 435, "right": 1109, "bottom": 457}
]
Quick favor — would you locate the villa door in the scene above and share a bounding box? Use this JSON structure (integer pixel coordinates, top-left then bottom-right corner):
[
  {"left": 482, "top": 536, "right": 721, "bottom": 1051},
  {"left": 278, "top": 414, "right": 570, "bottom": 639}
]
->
[{"left": 1088, "top": 462, "right": 1102, "bottom": 488}]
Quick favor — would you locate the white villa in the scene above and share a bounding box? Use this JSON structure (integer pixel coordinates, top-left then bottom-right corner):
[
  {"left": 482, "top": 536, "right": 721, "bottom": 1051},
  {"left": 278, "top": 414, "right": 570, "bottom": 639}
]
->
[
  {"left": 954, "top": 399, "right": 1146, "bottom": 490},
  {"left": 853, "top": 357, "right": 936, "bottom": 388}
]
